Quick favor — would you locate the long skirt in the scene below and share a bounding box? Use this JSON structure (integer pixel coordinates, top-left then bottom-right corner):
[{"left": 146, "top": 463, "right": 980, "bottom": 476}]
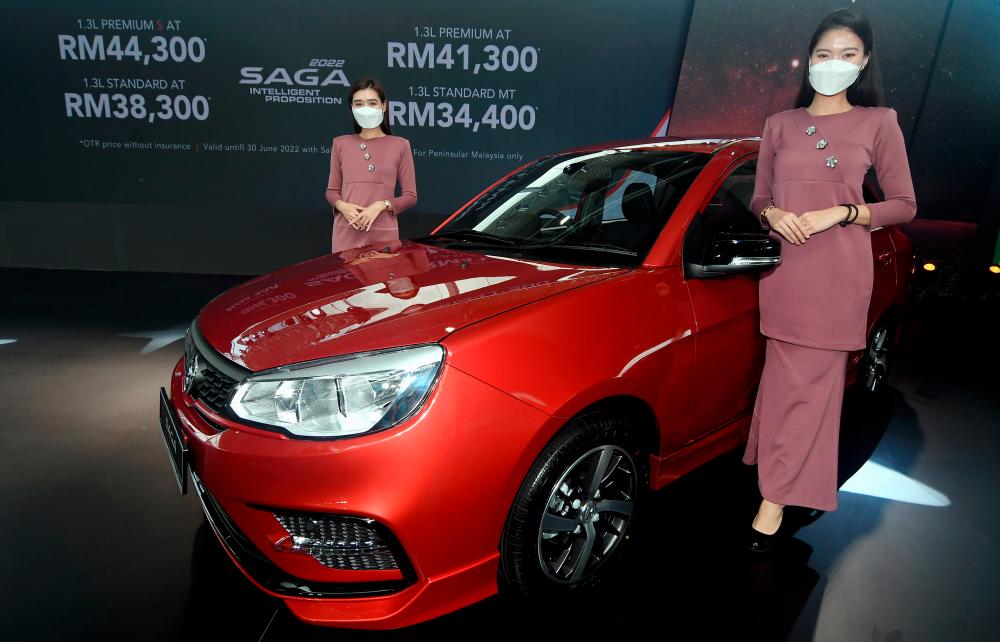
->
[{"left": 742, "top": 338, "right": 849, "bottom": 511}]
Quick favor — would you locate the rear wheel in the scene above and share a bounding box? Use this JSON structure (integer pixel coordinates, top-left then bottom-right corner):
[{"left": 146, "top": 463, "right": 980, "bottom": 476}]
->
[
  {"left": 500, "top": 412, "right": 648, "bottom": 596},
  {"left": 859, "top": 321, "right": 893, "bottom": 393}
]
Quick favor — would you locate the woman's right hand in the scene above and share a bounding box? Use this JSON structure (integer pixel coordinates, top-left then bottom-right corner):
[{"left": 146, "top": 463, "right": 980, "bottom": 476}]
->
[
  {"left": 765, "top": 208, "right": 811, "bottom": 245},
  {"left": 336, "top": 201, "right": 365, "bottom": 228}
]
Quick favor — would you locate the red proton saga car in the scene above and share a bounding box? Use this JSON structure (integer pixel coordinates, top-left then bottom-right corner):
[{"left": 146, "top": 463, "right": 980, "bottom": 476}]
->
[{"left": 159, "top": 137, "right": 911, "bottom": 629}]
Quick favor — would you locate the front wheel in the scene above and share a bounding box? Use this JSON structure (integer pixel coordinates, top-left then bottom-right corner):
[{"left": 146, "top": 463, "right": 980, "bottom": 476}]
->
[{"left": 500, "top": 412, "right": 647, "bottom": 597}]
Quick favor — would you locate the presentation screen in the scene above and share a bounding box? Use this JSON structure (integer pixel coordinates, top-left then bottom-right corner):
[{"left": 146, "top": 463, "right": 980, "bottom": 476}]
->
[{"left": 1, "top": 0, "right": 691, "bottom": 215}]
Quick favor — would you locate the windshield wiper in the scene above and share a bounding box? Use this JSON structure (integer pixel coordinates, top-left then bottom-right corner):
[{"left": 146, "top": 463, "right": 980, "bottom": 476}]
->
[
  {"left": 416, "top": 230, "right": 522, "bottom": 247},
  {"left": 521, "top": 241, "right": 638, "bottom": 256}
]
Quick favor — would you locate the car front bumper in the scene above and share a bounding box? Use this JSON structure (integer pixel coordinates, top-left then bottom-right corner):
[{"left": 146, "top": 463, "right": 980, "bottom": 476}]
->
[{"left": 166, "top": 355, "right": 551, "bottom": 628}]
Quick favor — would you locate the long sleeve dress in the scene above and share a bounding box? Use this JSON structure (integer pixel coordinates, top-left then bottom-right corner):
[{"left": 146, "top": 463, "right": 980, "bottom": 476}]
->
[
  {"left": 742, "top": 105, "right": 917, "bottom": 511},
  {"left": 751, "top": 106, "right": 918, "bottom": 350},
  {"left": 325, "top": 134, "right": 418, "bottom": 252}
]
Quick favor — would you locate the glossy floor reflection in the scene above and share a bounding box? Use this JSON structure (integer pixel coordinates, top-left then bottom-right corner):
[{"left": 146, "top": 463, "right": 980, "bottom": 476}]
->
[{"left": 1, "top": 268, "right": 996, "bottom": 641}]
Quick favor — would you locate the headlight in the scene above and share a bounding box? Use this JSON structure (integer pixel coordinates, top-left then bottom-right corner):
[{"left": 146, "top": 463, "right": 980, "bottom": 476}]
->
[{"left": 229, "top": 344, "right": 444, "bottom": 438}]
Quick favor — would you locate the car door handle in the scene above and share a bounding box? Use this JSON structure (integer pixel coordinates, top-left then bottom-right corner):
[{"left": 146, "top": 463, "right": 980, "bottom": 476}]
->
[{"left": 877, "top": 251, "right": 893, "bottom": 266}]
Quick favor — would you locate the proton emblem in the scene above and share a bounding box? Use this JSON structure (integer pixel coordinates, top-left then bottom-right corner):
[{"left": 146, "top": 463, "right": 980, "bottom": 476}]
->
[{"left": 183, "top": 353, "right": 200, "bottom": 394}]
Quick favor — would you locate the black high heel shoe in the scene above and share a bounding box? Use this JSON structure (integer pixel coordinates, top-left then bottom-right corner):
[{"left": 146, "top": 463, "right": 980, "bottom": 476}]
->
[{"left": 746, "top": 515, "right": 785, "bottom": 554}]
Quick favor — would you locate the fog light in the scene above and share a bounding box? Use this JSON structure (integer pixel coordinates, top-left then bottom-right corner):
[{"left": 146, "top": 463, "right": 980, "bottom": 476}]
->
[{"left": 273, "top": 512, "right": 400, "bottom": 571}]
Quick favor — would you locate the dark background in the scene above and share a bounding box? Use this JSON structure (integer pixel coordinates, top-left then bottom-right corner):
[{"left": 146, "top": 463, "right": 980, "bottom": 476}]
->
[{"left": 0, "top": 0, "right": 997, "bottom": 276}]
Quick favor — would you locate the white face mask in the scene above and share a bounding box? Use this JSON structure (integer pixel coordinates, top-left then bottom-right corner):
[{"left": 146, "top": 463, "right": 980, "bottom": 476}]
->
[
  {"left": 353, "top": 106, "right": 384, "bottom": 130},
  {"left": 808, "top": 59, "right": 862, "bottom": 96}
]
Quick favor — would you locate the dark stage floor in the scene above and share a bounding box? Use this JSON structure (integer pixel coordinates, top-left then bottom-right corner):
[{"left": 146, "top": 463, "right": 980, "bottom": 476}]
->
[{"left": 1, "top": 268, "right": 997, "bottom": 641}]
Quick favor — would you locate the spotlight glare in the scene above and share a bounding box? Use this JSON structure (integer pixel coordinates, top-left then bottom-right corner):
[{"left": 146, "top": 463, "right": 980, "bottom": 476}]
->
[
  {"left": 989, "top": 265, "right": 1000, "bottom": 274},
  {"left": 922, "top": 262, "right": 936, "bottom": 272},
  {"left": 841, "top": 460, "right": 951, "bottom": 507}
]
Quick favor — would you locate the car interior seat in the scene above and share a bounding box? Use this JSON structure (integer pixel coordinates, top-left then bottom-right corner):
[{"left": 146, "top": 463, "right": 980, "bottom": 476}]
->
[{"left": 601, "top": 182, "right": 655, "bottom": 251}]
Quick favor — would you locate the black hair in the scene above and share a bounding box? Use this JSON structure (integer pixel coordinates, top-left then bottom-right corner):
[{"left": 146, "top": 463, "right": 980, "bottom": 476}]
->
[
  {"left": 348, "top": 77, "right": 392, "bottom": 135},
  {"left": 794, "top": 8, "right": 885, "bottom": 108}
]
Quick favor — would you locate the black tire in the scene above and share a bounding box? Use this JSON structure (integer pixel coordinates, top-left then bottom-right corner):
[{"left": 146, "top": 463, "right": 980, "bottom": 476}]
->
[
  {"left": 499, "top": 411, "right": 648, "bottom": 597},
  {"left": 859, "top": 320, "right": 894, "bottom": 394}
]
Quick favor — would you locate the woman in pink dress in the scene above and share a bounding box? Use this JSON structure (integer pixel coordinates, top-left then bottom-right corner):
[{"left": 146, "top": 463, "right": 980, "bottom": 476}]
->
[
  {"left": 744, "top": 9, "right": 917, "bottom": 552},
  {"left": 325, "top": 77, "right": 418, "bottom": 252}
]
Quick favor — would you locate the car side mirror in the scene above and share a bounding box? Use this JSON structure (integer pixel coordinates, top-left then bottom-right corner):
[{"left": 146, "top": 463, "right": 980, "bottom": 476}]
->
[{"left": 687, "top": 232, "right": 781, "bottom": 279}]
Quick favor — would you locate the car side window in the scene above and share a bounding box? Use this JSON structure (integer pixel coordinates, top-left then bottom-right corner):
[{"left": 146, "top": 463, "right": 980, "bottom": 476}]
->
[
  {"left": 701, "top": 160, "right": 759, "bottom": 235},
  {"left": 683, "top": 159, "right": 763, "bottom": 272}
]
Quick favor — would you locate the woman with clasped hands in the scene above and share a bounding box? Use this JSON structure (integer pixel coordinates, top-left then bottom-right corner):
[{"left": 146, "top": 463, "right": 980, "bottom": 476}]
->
[
  {"left": 325, "top": 77, "right": 417, "bottom": 252},
  {"left": 745, "top": 8, "right": 917, "bottom": 553}
]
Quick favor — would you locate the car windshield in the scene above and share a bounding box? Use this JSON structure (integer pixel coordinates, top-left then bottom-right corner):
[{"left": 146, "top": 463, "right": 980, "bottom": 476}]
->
[{"left": 427, "top": 148, "right": 709, "bottom": 266}]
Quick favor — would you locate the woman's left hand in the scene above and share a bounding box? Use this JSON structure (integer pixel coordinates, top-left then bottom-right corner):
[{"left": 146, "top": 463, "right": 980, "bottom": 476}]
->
[
  {"left": 352, "top": 204, "right": 384, "bottom": 232},
  {"left": 798, "top": 206, "right": 850, "bottom": 235}
]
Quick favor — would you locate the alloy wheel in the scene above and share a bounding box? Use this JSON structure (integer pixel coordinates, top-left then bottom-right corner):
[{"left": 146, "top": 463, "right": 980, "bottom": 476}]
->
[
  {"left": 863, "top": 325, "right": 890, "bottom": 392},
  {"left": 536, "top": 445, "right": 637, "bottom": 584}
]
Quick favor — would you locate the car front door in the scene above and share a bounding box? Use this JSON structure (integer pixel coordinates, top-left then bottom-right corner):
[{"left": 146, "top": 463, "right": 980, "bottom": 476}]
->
[{"left": 682, "top": 158, "right": 766, "bottom": 444}]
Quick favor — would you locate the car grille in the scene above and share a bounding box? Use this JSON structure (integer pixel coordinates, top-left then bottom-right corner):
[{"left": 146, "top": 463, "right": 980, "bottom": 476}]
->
[
  {"left": 192, "top": 472, "right": 412, "bottom": 597},
  {"left": 194, "top": 363, "right": 238, "bottom": 413},
  {"left": 273, "top": 512, "right": 401, "bottom": 571},
  {"left": 184, "top": 327, "right": 240, "bottom": 414}
]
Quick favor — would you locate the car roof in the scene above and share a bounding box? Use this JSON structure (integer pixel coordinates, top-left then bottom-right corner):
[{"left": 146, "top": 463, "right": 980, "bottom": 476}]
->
[{"left": 555, "top": 135, "right": 761, "bottom": 157}]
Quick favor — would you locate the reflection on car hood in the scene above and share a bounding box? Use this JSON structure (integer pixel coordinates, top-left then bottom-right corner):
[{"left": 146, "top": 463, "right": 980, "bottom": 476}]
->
[{"left": 198, "top": 240, "right": 626, "bottom": 371}]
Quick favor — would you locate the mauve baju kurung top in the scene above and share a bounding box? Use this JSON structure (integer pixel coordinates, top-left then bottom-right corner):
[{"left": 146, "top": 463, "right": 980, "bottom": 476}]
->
[
  {"left": 325, "top": 133, "right": 417, "bottom": 252},
  {"left": 752, "top": 106, "right": 917, "bottom": 351}
]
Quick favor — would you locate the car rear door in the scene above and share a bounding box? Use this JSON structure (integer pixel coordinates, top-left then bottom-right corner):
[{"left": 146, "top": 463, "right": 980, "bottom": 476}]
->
[{"left": 865, "top": 174, "right": 899, "bottom": 333}]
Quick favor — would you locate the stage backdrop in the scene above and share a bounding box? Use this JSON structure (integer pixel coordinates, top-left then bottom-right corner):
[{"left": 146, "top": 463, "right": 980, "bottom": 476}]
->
[{"left": 0, "top": 0, "right": 692, "bottom": 272}]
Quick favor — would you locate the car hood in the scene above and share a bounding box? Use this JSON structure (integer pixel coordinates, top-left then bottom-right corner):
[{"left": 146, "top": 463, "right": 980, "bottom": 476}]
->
[{"left": 198, "top": 240, "right": 626, "bottom": 371}]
